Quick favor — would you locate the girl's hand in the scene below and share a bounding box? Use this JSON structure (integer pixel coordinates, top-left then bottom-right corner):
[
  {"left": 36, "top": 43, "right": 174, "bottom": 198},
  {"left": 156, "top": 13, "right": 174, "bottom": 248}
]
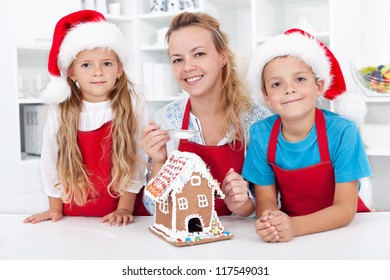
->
[
  {"left": 23, "top": 208, "right": 63, "bottom": 224},
  {"left": 141, "top": 121, "right": 170, "bottom": 165},
  {"left": 101, "top": 209, "right": 134, "bottom": 226},
  {"left": 222, "top": 168, "right": 253, "bottom": 215}
]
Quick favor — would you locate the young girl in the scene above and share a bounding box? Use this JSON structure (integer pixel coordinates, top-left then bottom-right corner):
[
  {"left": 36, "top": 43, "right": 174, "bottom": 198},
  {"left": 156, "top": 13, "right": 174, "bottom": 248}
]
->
[
  {"left": 23, "top": 10, "right": 149, "bottom": 226},
  {"left": 243, "top": 28, "right": 372, "bottom": 242},
  {"left": 141, "top": 12, "right": 271, "bottom": 217}
]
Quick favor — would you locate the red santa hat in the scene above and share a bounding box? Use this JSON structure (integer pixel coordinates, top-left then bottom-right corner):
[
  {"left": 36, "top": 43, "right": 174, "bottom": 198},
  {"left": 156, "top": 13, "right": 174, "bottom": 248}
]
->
[
  {"left": 247, "top": 28, "right": 366, "bottom": 125},
  {"left": 41, "top": 10, "right": 129, "bottom": 104}
]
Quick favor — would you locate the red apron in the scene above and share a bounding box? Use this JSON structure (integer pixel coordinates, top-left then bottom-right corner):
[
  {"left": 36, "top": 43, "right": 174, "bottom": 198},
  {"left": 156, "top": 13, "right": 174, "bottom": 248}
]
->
[
  {"left": 178, "top": 100, "right": 245, "bottom": 215},
  {"left": 64, "top": 121, "right": 149, "bottom": 216},
  {"left": 267, "top": 108, "right": 370, "bottom": 216},
  {"left": 64, "top": 121, "right": 117, "bottom": 216}
]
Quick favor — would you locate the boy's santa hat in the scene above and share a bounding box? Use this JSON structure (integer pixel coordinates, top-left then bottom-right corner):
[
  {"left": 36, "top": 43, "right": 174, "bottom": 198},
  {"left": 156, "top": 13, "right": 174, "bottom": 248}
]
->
[
  {"left": 247, "top": 28, "right": 366, "bottom": 125},
  {"left": 41, "top": 10, "right": 130, "bottom": 104}
]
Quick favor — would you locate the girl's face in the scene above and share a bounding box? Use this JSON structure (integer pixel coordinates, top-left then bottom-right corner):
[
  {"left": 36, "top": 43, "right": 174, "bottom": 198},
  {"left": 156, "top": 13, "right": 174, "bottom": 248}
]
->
[
  {"left": 168, "top": 25, "right": 226, "bottom": 99},
  {"left": 68, "top": 48, "right": 123, "bottom": 102},
  {"left": 262, "top": 56, "right": 324, "bottom": 121}
]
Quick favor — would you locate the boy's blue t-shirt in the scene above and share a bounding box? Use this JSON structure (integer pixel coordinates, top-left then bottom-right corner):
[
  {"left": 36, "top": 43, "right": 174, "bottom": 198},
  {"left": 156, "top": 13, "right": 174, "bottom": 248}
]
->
[{"left": 243, "top": 109, "right": 372, "bottom": 187}]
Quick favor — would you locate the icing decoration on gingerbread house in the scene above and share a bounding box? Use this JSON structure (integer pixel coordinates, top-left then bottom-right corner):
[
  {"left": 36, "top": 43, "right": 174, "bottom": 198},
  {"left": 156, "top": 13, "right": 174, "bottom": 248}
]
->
[{"left": 145, "top": 150, "right": 233, "bottom": 246}]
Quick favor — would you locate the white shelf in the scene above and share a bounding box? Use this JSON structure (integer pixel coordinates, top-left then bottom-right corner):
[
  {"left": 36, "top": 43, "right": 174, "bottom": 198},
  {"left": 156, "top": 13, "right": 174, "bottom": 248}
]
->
[
  {"left": 139, "top": 11, "right": 180, "bottom": 20},
  {"left": 16, "top": 43, "right": 51, "bottom": 51},
  {"left": 256, "top": 30, "right": 330, "bottom": 45},
  {"left": 19, "top": 98, "right": 44, "bottom": 104},
  {"left": 21, "top": 153, "right": 40, "bottom": 162},
  {"left": 140, "top": 45, "right": 168, "bottom": 51},
  {"left": 361, "top": 124, "right": 390, "bottom": 157},
  {"left": 366, "top": 149, "right": 390, "bottom": 157},
  {"left": 208, "top": 0, "right": 250, "bottom": 8},
  {"left": 355, "top": 89, "right": 390, "bottom": 103},
  {"left": 362, "top": 96, "right": 390, "bottom": 103},
  {"left": 139, "top": 9, "right": 201, "bottom": 22},
  {"left": 104, "top": 14, "right": 134, "bottom": 22}
]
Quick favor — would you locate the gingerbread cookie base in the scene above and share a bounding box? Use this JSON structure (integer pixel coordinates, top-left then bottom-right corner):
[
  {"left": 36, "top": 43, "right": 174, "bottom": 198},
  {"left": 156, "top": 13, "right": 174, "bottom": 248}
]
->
[{"left": 149, "top": 226, "right": 233, "bottom": 247}]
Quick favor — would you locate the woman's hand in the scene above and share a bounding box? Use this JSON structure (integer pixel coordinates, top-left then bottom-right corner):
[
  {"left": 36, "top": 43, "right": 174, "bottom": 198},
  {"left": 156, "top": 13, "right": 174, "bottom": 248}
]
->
[
  {"left": 222, "top": 168, "right": 254, "bottom": 216},
  {"left": 141, "top": 121, "right": 170, "bottom": 165},
  {"left": 101, "top": 209, "right": 134, "bottom": 226},
  {"left": 23, "top": 208, "right": 63, "bottom": 224}
]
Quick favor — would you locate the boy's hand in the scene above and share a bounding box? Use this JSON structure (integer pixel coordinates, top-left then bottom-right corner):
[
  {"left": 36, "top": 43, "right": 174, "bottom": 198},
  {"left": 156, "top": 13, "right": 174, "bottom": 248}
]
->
[
  {"left": 255, "top": 210, "right": 294, "bottom": 242},
  {"left": 255, "top": 210, "right": 280, "bottom": 242}
]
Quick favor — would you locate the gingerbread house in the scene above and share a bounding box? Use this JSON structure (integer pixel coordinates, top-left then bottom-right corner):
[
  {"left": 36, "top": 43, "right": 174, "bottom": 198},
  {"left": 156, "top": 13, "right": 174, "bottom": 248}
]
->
[{"left": 145, "top": 150, "right": 233, "bottom": 246}]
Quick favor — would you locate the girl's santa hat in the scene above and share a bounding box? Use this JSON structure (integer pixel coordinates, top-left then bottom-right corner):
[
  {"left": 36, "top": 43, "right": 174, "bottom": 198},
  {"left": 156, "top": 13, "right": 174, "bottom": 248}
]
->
[
  {"left": 247, "top": 28, "right": 366, "bottom": 125},
  {"left": 41, "top": 10, "right": 130, "bottom": 104}
]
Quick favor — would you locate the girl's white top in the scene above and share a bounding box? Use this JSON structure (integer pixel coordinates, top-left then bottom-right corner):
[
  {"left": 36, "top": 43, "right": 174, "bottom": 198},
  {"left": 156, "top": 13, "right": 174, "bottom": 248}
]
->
[{"left": 40, "top": 94, "right": 149, "bottom": 198}]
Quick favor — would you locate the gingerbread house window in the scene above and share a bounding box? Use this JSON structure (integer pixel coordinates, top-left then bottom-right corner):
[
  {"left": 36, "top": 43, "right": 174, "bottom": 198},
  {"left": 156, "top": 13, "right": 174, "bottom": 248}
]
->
[
  {"left": 159, "top": 201, "right": 169, "bottom": 214},
  {"left": 190, "top": 175, "right": 201, "bottom": 186},
  {"left": 178, "top": 197, "right": 188, "bottom": 210},
  {"left": 197, "top": 194, "right": 208, "bottom": 208}
]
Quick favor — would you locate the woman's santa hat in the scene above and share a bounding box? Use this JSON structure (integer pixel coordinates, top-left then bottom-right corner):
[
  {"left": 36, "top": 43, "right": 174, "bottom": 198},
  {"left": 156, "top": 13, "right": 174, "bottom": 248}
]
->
[
  {"left": 247, "top": 28, "right": 366, "bottom": 125},
  {"left": 41, "top": 10, "right": 130, "bottom": 104}
]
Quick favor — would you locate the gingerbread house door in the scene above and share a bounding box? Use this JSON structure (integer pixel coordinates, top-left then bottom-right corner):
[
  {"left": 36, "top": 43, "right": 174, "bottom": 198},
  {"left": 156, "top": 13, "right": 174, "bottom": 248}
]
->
[{"left": 187, "top": 216, "right": 203, "bottom": 232}]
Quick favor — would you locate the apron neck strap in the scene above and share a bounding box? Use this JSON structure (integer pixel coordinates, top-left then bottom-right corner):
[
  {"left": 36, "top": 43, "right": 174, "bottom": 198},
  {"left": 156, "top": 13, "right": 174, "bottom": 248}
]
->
[
  {"left": 181, "top": 99, "right": 191, "bottom": 130},
  {"left": 314, "top": 108, "right": 330, "bottom": 161}
]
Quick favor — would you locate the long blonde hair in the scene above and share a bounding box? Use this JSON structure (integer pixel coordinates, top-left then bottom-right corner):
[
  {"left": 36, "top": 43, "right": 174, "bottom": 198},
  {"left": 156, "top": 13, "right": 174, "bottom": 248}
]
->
[
  {"left": 56, "top": 66, "right": 141, "bottom": 205},
  {"left": 166, "top": 12, "right": 253, "bottom": 143}
]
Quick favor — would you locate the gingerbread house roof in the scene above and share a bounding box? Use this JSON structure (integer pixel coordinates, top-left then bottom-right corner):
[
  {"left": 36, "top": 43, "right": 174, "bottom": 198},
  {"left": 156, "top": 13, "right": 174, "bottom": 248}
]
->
[{"left": 145, "top": 151, "right": 224, "bottom": 202}]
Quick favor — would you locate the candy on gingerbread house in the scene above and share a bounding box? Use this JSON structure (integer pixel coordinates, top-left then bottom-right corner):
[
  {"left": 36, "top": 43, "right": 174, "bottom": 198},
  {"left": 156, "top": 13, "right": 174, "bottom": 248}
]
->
[{"left": 145, "top": 150, "right": 233, "bottom": 246}]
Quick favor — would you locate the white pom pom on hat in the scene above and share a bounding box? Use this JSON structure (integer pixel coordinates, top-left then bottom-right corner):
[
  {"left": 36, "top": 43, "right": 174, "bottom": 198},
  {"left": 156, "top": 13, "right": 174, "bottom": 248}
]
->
[
  {"left": 247, "top": 28, "right": 366, "bottom": 126},
  {"left": 41, "top": 10, "right": 130, "bottom": 104}
]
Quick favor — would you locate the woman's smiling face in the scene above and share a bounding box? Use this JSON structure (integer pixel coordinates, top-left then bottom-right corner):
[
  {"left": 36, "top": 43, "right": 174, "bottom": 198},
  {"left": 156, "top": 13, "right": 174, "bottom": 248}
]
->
[{"left": 168, "top": 25, "right": 226, "bottom": 98}]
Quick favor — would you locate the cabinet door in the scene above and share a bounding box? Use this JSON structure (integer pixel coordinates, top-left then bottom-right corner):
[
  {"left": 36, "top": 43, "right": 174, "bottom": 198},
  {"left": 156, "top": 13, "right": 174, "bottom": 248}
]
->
[
  {"left": 12, "top": 0, "right": 82, "bottom": 44},
  {"left": 252, "top": 0, "right": 330, "bottom": 50}
]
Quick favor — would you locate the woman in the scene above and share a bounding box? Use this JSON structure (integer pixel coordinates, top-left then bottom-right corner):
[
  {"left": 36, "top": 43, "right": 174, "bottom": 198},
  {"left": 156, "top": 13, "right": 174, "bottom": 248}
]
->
[{"left": 141, "top": 12, "right": 271, "bottom": 216}]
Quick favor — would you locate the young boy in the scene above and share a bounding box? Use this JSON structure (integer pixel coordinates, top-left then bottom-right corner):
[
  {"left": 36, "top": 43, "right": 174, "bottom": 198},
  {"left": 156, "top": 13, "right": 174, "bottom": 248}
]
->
[{"left": 243, "top": 28, "right": 372, "bottom": 242}]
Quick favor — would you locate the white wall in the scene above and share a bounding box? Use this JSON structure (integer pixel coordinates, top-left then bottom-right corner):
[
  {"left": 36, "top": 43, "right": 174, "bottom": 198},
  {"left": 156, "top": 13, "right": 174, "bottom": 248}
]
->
[{"left": 0, "top": 0, "right": 81, "bottom": 214}]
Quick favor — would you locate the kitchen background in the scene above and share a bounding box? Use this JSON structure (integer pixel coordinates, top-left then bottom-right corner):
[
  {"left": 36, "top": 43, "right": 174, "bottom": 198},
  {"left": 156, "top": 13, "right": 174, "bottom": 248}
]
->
[{"left": 0, "top": 0, "right": 389, "bottom": 214}]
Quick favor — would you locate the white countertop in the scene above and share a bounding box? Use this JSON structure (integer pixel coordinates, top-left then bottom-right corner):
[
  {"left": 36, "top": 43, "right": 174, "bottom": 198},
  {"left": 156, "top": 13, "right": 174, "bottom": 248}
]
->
[{"left": 1, "top": 213, "right": 389, "bottom": 260}]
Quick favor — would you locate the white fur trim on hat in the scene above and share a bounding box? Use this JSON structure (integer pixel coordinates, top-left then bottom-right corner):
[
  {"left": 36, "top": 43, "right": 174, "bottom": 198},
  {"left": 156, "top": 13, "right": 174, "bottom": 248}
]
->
[
  {"left": 58, "top": 20, "right": 129, "bottom": 78},
  {"left": 247, "top": 32, "right": 331, "bottom": 104},
  {"left": 333, "top": 91, "right": 367, "bottom": 126}
]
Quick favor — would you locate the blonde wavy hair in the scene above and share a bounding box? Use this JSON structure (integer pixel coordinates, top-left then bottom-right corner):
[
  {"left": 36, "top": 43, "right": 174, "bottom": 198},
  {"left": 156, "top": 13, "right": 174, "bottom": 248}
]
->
[
  {"left": 166, "top": 11, "right": 253, "bottom": 143},
  {"left": 56, "top": 66, "right": 141, "bottom": 206}
]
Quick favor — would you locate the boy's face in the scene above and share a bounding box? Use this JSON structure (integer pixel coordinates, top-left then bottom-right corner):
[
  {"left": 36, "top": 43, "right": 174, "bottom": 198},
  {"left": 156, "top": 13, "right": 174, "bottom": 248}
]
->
[{"left": 262, "top": 56, "right": 324, "bottom": 120}]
